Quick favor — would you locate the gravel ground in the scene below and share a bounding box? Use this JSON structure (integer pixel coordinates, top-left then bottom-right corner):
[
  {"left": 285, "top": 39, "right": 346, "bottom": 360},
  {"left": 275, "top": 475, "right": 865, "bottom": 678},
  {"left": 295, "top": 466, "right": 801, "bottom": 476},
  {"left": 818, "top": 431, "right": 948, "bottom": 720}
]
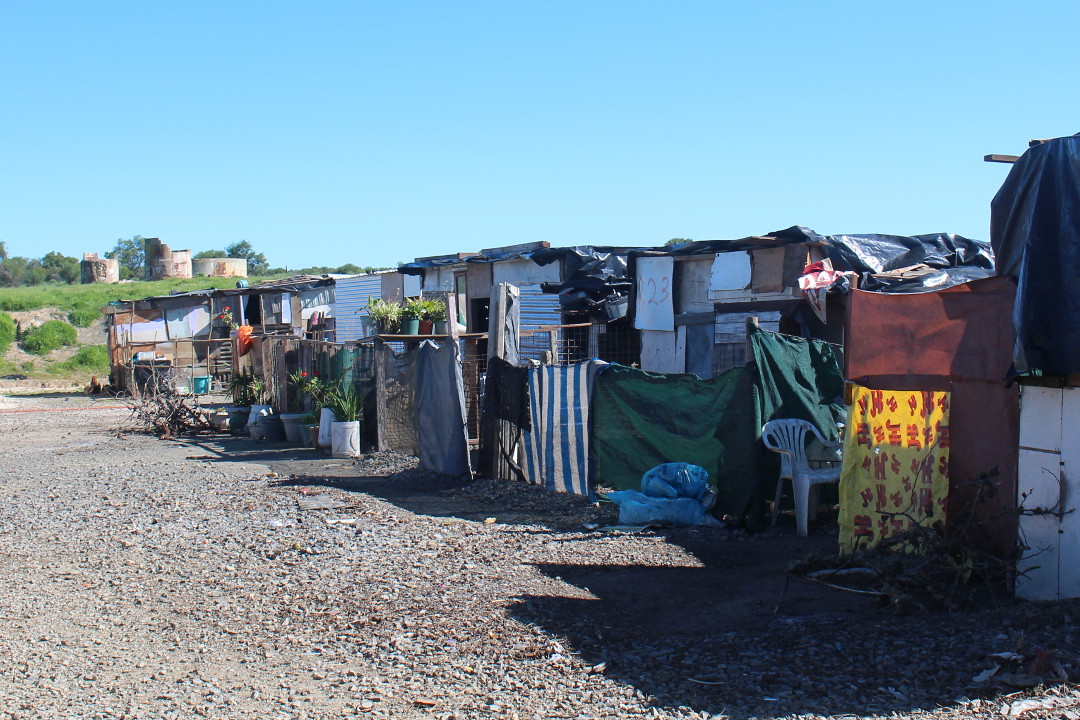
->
[{"left": 1, "top": 393, "right": 1078, "bottom": 720}]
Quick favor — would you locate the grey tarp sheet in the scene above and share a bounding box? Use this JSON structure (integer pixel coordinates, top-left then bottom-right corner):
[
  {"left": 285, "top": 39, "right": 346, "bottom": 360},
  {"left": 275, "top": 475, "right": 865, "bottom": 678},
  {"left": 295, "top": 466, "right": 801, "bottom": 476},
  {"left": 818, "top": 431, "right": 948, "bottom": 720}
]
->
[
  {"left": 415, "top": 340, "right": 472, "bottom": 477},
  {"left": 375, "top": 342, "right": 418, "bottom": 455}
]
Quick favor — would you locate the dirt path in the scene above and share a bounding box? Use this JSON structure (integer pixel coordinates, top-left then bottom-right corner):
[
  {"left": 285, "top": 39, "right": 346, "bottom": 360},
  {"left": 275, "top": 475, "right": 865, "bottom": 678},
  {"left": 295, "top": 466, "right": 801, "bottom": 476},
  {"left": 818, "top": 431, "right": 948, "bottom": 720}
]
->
[{"left": 0, "top": 394, "right": 1078, "bottom": 720}]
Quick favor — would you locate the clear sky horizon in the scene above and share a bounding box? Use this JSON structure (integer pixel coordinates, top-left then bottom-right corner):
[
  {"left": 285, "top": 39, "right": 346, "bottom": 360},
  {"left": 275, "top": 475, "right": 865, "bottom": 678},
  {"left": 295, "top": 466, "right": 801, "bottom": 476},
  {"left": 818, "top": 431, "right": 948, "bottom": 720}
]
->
[{"left": 1, "top": 1, "right": 1076, "bottom": 271}]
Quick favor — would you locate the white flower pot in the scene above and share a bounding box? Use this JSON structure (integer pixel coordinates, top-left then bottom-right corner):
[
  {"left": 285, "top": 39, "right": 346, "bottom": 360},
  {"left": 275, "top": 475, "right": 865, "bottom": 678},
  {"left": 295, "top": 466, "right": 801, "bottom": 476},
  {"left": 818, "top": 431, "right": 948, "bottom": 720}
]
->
[
  {"left": 317, "top": 408, "right": 336, "bottom": 448},
  {"left": 331, "top": 421, "right": 361, "bottom": 459}
]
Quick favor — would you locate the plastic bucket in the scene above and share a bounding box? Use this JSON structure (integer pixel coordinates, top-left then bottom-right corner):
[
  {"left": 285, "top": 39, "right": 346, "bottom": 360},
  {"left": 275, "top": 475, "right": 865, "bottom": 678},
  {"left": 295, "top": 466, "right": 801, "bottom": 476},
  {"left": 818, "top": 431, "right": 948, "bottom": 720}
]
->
[{"left": 192, "top": 376, "right": 210, "bottom": 395}]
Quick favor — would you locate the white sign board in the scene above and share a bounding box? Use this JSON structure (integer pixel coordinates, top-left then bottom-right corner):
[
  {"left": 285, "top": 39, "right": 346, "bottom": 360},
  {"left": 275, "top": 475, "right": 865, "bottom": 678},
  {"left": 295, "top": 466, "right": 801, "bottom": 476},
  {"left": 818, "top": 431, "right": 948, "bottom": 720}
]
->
[
  {"left": 709, "top": 252, "right": 752, "bottom": 294},
  {"left": 634, "top": 256, "right": 674, "bottom": 331}
]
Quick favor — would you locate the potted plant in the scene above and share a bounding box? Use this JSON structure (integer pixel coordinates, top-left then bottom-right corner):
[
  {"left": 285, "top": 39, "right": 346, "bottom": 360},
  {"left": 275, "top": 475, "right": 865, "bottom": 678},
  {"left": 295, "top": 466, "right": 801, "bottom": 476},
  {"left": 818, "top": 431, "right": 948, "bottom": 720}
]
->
[
  {"left": 225, "top": 371, "right": 263, "bottom": 434},
  {"left": 279, "top": 369, "right": 311, "bottom": 443},
  {"left": 366, "top": 297, "right": 402, "bottom": 335},
  {"left": 426, "top": 298, "right": 448, "bottom": 334},
  {"left": 401, "top": 297, "right": 425, "bottom": 336},
  {"left": 326, "top": 385, "right": 361, "bottom": 458}
]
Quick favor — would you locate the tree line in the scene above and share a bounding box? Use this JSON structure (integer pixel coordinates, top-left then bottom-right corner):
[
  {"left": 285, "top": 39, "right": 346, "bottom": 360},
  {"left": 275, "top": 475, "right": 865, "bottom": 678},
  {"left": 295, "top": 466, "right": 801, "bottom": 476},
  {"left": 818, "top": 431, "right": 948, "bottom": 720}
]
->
[{"left": 0, "top": 237, "right": 390, "bottom": 287}]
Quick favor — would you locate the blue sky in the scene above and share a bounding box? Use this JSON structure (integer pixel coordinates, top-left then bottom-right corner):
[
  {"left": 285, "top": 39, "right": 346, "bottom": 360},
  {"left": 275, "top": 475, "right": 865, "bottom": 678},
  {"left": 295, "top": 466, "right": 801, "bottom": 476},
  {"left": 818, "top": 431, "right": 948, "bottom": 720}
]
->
[{"left": 0, "top": 1, "right": 1076, "bottom": 270}]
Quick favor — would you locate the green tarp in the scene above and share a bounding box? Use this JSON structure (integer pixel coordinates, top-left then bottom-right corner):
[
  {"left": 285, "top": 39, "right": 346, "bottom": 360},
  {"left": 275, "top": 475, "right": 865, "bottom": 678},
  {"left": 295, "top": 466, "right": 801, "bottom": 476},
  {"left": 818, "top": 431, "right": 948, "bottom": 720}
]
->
[{"left": 590, "top": 327, "right": 844, "bottom": 525}]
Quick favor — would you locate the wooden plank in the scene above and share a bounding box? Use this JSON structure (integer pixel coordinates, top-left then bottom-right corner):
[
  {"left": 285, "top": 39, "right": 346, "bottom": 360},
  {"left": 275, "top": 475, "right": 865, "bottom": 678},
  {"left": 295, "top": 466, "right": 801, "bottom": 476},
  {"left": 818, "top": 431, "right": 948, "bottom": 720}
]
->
[{"left": 984, "top": 154, "right": 1020, "bottom": 163}]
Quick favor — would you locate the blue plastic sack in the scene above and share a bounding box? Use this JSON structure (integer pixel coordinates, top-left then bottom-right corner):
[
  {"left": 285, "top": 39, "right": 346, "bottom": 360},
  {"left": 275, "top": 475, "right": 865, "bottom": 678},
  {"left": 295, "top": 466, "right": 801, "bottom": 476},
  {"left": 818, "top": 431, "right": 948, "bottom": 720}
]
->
[
  {"left": 640, "top": 462, "right": 711, "bottom": 501},
  {"left": 602, "top": 462, "right": 720, "bottom": 526}
]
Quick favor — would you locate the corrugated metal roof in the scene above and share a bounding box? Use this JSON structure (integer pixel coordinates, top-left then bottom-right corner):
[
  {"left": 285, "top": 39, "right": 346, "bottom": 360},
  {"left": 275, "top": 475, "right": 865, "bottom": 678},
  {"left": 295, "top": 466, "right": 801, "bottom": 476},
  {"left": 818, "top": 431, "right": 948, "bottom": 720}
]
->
[{"left": 335, "top": 275, "right": 384, "bottom": 342}]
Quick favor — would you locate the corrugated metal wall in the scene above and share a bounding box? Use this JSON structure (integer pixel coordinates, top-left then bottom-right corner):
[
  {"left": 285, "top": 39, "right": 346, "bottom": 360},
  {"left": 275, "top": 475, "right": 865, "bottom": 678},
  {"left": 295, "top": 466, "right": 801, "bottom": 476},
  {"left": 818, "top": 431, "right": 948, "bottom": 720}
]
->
[
  {"left": 518, "top": 284, "right": 562, "bottom": 330},
  {"left": 517, "top": 284, "right": 563, "bottom": 363},
  {"left": 335, "top": 275, "right": 384, "bottom": 342}
]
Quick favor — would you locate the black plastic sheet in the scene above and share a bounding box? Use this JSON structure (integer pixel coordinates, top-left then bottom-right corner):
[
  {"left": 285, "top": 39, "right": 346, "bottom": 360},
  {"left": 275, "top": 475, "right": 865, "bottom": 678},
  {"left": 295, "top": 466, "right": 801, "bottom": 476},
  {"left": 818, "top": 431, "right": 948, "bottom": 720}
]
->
[
  {"left": 400, "top": 246, "right": 634, "bottom": 316},
  {"left": 771, "top": 226, "right": 994, "bottom": 293},
  {"left": 991, "top": 134, "right": 1080, "bottom": 376}
]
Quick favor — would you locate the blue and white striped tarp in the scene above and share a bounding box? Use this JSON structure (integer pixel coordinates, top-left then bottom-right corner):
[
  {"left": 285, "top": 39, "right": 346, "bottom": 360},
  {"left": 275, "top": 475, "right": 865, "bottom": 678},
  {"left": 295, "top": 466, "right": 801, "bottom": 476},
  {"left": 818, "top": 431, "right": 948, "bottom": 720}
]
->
[{"left": 521, "top": 360, "right": 608, "bottom": 495}]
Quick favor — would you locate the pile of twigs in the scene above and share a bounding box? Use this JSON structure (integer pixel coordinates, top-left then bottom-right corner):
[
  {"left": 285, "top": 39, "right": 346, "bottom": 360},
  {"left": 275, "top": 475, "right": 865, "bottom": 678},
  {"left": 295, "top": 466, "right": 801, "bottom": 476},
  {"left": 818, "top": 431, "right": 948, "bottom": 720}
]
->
[
  {"left": 789, "top": 472, "right": 1018, "bottom": 613},
  {"left": 126, "top": 386, "right": 210, "bottom": 439}
]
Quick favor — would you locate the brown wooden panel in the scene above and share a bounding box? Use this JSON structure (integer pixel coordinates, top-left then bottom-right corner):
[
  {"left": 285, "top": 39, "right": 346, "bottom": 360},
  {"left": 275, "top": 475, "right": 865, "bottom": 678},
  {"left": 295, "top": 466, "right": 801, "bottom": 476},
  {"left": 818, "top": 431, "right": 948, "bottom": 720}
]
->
[{"left": 466, "top": 262, "right": 492, "bottom": 304}]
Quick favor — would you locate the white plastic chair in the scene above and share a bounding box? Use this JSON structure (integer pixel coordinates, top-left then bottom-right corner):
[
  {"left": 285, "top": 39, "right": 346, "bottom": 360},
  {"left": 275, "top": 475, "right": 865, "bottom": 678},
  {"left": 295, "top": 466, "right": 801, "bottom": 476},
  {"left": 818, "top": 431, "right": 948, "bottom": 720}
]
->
[{"left": 761, "top": 419, "right": 842, "bottom": 536}]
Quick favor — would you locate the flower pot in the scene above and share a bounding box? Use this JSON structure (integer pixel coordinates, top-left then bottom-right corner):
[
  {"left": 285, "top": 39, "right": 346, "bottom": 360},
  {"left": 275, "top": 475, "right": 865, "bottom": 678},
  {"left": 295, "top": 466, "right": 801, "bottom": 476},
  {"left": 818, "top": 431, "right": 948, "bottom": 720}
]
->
[
  {"left": 403, "top": 318, "right": 420, "bottom": 335},
  {"left": 434, "top": 320, "right": 448, "bottom": 334},
  {"left": 331, "top": 421, "right": 361, "bottom": 458},
  {"left": 317, "top": 408, "right": 336, "bottom": 448},
  {"left": 279, "top": 413, "right": 306, "bottom": 443},
  {"left": 225, "top": 406, "right": 250, "bottom": 435},
  {"left": 247, "top": 404, "right": 273, "bottom": 428},
  {"left": 301, "top": 423, "right": 318, "bottom": 448},
  {"left": 257, "top": 415, "right": 286, "bottom": 443},
  {"left": 418, "top": 320, "right": 434, "bottom": 335},
  {"left": 209, "top": 410, "right": 230, "bottom": 432}
]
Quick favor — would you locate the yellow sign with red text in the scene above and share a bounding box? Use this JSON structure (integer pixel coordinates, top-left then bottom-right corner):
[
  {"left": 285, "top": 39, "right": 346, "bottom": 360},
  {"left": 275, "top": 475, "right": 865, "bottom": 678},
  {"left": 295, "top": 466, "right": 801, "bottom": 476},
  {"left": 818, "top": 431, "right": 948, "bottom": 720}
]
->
[{"left": 838, "top": 386, "right": 950, "bottom": 552}]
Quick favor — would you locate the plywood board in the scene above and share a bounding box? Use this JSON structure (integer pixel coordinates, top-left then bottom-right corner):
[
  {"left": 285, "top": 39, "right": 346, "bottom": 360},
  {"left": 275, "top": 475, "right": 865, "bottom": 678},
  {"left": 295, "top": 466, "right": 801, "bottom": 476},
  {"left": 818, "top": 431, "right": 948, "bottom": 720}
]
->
[
  {"left": 466, "top": 261, "right": 493, "bottom": 303},
  {"left": 674, "top": 256, "right": 713, "bottom": 314},
  {"left": 750, "top": 247, "right": 786, "bottom": 292}
]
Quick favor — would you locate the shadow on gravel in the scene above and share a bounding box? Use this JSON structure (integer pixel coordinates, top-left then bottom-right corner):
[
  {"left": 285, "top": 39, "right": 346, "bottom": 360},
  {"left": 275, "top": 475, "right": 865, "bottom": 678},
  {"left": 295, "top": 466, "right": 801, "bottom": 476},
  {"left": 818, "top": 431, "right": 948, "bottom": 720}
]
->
[
  {"left": 182, "top": 436, "right": 611, "bottom": 528},
  {"left": 179, "top": 434, "right": 1077, "bottom": 719},
  {"left": 506, "top": 530, "right": 1075, "bottom": 720}
]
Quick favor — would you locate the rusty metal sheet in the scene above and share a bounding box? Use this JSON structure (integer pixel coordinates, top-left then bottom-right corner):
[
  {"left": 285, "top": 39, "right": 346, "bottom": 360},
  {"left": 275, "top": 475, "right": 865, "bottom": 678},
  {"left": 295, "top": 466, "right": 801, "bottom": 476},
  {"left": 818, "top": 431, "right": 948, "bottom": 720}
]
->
[{"left": 845, "top": 276, "right": 1015, "bottom": 383}]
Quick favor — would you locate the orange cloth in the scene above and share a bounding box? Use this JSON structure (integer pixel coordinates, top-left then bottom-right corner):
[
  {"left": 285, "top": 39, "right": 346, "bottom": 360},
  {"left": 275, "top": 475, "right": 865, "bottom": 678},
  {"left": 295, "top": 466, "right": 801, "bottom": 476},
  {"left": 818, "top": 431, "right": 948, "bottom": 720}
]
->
[{"left": 236, "top": 325, "right": 254, "bottom": 357}]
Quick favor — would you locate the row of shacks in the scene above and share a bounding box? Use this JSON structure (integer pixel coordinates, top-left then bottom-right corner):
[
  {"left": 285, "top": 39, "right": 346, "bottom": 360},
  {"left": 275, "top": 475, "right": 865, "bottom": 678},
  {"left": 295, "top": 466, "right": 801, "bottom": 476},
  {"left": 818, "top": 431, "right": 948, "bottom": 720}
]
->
[{"left": 103, "top": 135, "right": 1080, "bottom": 602}]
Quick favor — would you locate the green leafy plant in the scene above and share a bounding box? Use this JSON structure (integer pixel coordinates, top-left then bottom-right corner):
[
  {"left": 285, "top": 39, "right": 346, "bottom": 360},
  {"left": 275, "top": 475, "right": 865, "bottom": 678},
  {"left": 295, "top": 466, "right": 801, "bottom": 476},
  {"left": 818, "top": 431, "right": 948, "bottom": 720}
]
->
[
  {"left": 365, "top": 297, "right": 402, "bottom": 334},
  {"left": 401, "top": 297, "right": 427, "bottom": 320},
  {"left": 21, "top": 320, "right": 77, "bottom": 355},
  {"left": 227, "top": 371, "right": 265, "bottom": 406},
  {"left": 288, "top": 369, "right": 315, "bottom": 412},
  {"left": 423, "top": 298, "right": 447, "bottom": 322},
  {"left": 325, "top": 382, "right": 361, "bottom": 422},
  {"left": 47, "top": 345, "right": 109, "bottom": 375},
  {"left": 67, "top": 306, "right": 102, "bottom": 328},
  {"left": 0, "top": 312, "right": 15, "bottom": 354}
]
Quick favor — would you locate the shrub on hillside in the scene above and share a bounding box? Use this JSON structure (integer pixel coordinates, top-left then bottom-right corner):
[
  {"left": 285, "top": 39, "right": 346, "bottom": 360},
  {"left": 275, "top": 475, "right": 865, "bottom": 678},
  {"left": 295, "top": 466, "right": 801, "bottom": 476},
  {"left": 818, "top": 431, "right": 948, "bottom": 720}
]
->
[
  {"left": 0, "top": 312, "right": 14, "bottom": 354},
  {"left": 67, "top": 306, "right": 102, "bottom": 328},
  {"left": 21, "top": 320, "right": 77, "bottom": 355},
  {"left": 47, "top": 345, "right": 109, "bottom": 375},
  {"left": 0, "top": 295, "right": 37, "bottom": 311}
]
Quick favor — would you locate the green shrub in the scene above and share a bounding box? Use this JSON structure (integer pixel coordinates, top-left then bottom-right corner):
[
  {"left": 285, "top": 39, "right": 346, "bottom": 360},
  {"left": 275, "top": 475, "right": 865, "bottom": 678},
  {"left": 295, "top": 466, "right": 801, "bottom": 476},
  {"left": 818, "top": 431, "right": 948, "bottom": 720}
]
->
[
  {"left": 0, "top": 295, "right": 40, "bottom": 311},
  {"left": 67, "top": 306, "right": 102, "bottom": 328},
  {"left": 47, "top": 345, "right": 110, "bottom": 375},
  {"left": 21, "top": 320, "right": 78, "bottom": 355},
  {"left": 0, "top": 312, "right": 14, "bottom": 354}
]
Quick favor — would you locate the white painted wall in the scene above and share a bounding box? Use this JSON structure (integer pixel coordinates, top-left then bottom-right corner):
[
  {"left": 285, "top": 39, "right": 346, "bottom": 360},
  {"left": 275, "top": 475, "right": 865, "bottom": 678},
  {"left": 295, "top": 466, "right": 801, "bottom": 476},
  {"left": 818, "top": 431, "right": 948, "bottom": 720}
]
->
[
  {"left": 1016, "top": 385, "right": 1080, "bottom": 600},
  {"left": 492, "top": 257, "right": 562, "bottom": 287}
]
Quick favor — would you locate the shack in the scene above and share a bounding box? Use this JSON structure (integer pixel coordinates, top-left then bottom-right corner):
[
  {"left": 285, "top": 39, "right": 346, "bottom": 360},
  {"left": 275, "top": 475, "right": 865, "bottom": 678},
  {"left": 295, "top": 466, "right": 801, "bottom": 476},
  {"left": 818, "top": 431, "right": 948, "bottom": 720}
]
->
[
  {"left": 630, "top": 227, "right": 996, "bottom": 377},
  {"left": 104, "top": 275, "right": 344, "bottom": 393},
  {"left": 399, "top": 242, "right": 641, "bottom": 365},
  {"left": 990, "top": 133, "right": 1080, "bottom": 601}
]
